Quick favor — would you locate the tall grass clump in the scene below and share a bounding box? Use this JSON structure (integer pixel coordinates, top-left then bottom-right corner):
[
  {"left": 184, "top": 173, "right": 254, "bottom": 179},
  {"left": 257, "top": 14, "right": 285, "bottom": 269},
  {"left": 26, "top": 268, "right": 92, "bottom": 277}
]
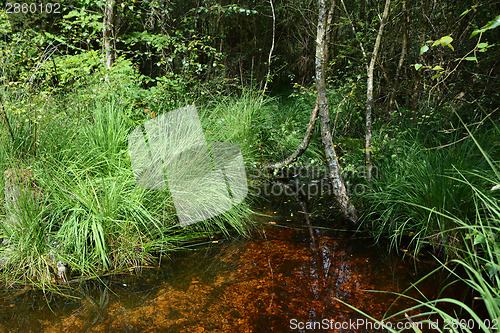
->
[
  {"left": 345, "top": 126, "right": 499, "bottom": 332},
  {"left": 83, "top": 97, "right": 130, "bottom": 165},
  {"left": 200, "top": 91, "right": 276, "bottom": 164},
  {"left": 0, "top": 177, "right": 53, "bottom": 287},
  {"left": 363, "top": 130, "right": 494, "bottom": 256},
  {"left": 0, "top": 88, "right": 257, "bottom": 288}
]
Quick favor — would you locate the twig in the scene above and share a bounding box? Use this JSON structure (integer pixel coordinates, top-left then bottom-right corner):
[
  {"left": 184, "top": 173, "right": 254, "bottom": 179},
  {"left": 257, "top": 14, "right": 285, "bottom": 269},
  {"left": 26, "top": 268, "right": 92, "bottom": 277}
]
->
[
  {"left": 262, "top": 0, "right": 276, "bottom": 95},
  {"left": 423, "top": 135, "right": 469, "bottom": 150},
  {"left": 339, "top": 0, "right": 367, "bottom": 67},
  {"left": 0, "top": 94, "right": 15, "bottom": 144}
]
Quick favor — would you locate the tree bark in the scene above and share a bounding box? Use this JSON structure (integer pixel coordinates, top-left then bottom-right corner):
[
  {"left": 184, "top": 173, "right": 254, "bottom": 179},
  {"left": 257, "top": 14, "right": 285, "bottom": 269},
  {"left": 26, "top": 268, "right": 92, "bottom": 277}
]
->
[
  {"left": 262, "top": 0, "right": 276, "bottom": 94},
  {"left": 316, "top": 0, "right": 358, "bottom": 224},
  {"left": 324, "top": 0, "right": 337, "bottom": 67},
  {"left": 365, "top": 0, "right": 391, "bottom": 179},
  {"left": 103, "top": 0, "right": 117, "bottom": 69},
  {"left": 264, "top": 0, "right": 338, "bottom": 171}
]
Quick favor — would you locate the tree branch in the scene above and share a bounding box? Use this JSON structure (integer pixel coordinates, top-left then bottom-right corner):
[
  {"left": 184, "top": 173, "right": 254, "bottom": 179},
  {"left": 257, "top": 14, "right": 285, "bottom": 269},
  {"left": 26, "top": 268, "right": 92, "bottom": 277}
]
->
[{"left": 262, "top": 98, "right": 319, "bottom": 170}]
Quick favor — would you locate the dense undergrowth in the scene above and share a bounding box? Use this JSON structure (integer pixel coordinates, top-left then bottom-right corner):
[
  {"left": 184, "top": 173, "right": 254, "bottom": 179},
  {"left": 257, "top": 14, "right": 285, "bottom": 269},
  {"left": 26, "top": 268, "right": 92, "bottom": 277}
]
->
[
  {"left": 355, "top": 117, "right": 500, "bottom": 331},
  {"left": 364, "top": 128, "right": 497, "bottom": 256},
  {"left": 0, "top": 85, "right": 265, "bottom": 287},
  {"left": 0, "top": 58, "right": 331, "bottom": 288},
  {"left": 0, "top": 47, "right": 498, "bottom": 332}
]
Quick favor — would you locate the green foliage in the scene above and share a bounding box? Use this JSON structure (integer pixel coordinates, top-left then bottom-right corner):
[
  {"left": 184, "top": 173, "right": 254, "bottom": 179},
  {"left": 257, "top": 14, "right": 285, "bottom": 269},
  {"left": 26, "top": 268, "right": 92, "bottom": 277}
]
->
[
  {"left": 200, "top": 91, "right": 276, "bottom": 163},
  {"left": 362, "top": 129, "right": 495, "bottom": 256},
  {"left": 470, "top": 14, "right": 500, "bottom": 37},
  {"left": 60, "top": 7, "right": 102, "bottom": 48},
  {"left": 83, "top": 97, "right": 130, "bottom": 165},
  {"left": 346, "top": 125, "right": 500, "bottom": 333},
  {"left": 41, "top": 50, "right": 101, "bottom": 90},
  {"left": 0, "top": 89, "right": 257, "bottom": 287}
]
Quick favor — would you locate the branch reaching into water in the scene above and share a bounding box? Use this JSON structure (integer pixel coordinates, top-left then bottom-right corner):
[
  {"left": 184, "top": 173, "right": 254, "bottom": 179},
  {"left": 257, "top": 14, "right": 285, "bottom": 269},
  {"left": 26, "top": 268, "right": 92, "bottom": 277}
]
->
[{"left": 262, "top": 98, "right": 319, "bottom": 170}]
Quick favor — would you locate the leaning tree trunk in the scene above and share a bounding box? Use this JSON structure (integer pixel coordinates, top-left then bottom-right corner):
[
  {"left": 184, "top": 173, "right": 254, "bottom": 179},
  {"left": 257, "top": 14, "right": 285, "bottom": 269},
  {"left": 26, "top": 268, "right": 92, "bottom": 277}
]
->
[
  {"left": 365, "top": 0, "right": 391, "bottom": 179},
  {"left": 263, "top": 0, "right": 338, "bottom": 171},
  {"left": 103, "top": 0, "right": 117, "bottom": 69},
  {"left": 324, "top": 0, "right": 337, "bottom": 67},
  {"left": 316, "top": 0, "right": 358, "bottom": 224}
]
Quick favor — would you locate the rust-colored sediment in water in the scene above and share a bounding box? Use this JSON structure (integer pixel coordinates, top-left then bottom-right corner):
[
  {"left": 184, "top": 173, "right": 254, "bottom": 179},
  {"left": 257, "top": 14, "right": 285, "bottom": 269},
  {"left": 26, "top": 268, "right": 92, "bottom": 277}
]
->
[{"left": 38, "top": 226, "right": 428, "bottom": 332}]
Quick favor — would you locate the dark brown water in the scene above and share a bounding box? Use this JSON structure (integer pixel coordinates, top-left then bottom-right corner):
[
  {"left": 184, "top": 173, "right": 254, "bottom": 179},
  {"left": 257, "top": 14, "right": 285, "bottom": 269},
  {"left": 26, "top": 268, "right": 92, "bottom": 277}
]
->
[{"left": 0, "top": 190, "right": 456, "bottom": 332}]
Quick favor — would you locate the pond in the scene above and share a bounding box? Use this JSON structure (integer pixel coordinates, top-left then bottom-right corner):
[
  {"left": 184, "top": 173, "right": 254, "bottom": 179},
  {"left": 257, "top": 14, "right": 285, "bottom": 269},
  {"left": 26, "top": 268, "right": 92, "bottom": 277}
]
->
[{"left": 0, "top": 184, "right": 458, "bottom": 332}]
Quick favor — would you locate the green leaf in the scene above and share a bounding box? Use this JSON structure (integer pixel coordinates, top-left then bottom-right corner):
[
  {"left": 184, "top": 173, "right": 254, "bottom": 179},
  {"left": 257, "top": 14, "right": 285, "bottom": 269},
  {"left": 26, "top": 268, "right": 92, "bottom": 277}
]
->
[
  {"left": 414, "top": 64, "right": 423, "bottom": 71},
  {"left": 465, "top": 56, "right": 477, "bottom": 61},
  {"left": 474, "top": 234, "right": 486, "bottom": 246},
  {"left": 483, "top": 15, "right": 500, "bottom": 31},
  {"left": 470, "top": 29, "right": 484, "bottom": 38},
  {"left": 460, "top": 9, "right": 470, "bottom": 17},
  {"left": 477, "top": 42, "right": 488, "bottom": 48},
  {"left": 431, "top": 72, "right": 444, "bottom": 80},
  {"left": 420, "top": 45, "right": 429, "bottom": 55},
  {"left": 485, "top": 262, "right": 500, "bottom": 279},
  {"left": 447, "top": 44, "right": 454, "bottom": 51},
  {"left": 440, "top": 36, "right": 453, "bottom": 46},
  {"left": 432, "top": 65, "right": 444, "bottom": 70},
  {"left": 432, "top": 40, "right": 440, "bottom": 47},
  {"left": 471, "top": 15, "right": 500, "bottom": 38}
]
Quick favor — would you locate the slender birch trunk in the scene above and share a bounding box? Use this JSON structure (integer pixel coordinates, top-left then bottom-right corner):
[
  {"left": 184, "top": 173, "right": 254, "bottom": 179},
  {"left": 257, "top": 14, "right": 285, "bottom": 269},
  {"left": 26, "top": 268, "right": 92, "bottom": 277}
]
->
[
  {"left": 324, "top": 0, "right": 337, "bottom": 66},
  {"left": 365, "top": 0, "right": 391, "bottom": 179},
  {"left": 263, "top": 0, "right": 338, "bottom": 171},
  {"left": 316, "top": 0, "right": 358, "bottom": 224},
  {"left": 103, "top": 0, "right": 117, "bottom": 69},
  {"left": 262, "top": 0, "right": 275, "bottom": 94}
]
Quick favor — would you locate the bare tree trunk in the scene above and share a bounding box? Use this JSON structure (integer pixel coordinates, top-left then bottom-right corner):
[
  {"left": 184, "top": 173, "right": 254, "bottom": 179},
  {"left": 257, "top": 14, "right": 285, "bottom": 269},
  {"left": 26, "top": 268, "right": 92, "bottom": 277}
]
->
[
  {"left": 103, "top": 0, "right": 117, "bottom": 69},
  {"left": 331, "top": 4, "right": 339, "bottom": 62},
  {"left": 365, "top": 0, "right": 391, "bottom": 179},
  {"left": 262, "top": 0, "right": 275, "bottom": 94},
  {"left": 316, "top": 0, "right": 358, "bottom": 224},
  {"left": 263, "top": 0, "right": 335, "bottom": 171},
  {"left": 324, "top": 0, "right": 337, "bottom": 67}
]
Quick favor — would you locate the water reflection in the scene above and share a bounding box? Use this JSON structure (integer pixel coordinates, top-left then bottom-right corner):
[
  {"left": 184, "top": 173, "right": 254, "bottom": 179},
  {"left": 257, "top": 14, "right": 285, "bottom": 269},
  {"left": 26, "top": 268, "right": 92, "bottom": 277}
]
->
[{"left": 0, "top": 184, "right": 446, "bottom": 332}]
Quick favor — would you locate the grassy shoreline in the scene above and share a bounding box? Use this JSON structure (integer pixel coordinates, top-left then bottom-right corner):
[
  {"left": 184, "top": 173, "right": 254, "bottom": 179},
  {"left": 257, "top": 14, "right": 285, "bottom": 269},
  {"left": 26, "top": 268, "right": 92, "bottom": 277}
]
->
[
  {"left": 356, "top": 122, "right": 500, "bottom": 331},
  {"left": 0, "top": 89, "right": 276, "bottom": 288}
]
